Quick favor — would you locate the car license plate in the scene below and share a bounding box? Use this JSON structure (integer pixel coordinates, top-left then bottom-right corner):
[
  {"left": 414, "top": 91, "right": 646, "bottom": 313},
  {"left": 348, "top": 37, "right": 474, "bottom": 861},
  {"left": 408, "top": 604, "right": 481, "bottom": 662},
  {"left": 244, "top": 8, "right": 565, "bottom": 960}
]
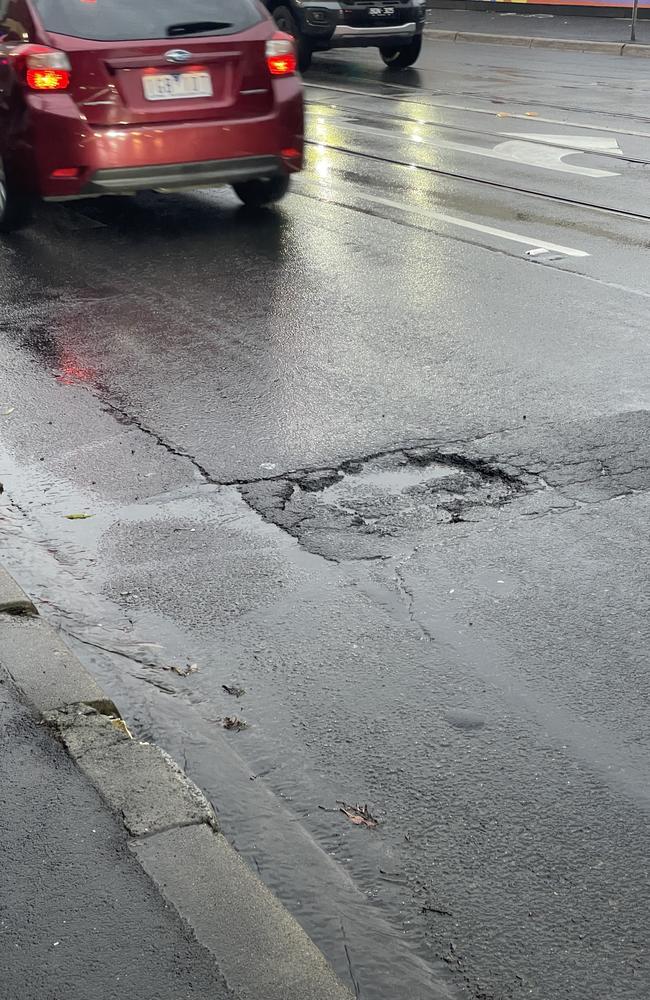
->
[
  {"left": 369, "top": 6, "right": 395, "bottom": 14},
  {"left": 142, "top": 71, "right": 212, "bottom": 102}
]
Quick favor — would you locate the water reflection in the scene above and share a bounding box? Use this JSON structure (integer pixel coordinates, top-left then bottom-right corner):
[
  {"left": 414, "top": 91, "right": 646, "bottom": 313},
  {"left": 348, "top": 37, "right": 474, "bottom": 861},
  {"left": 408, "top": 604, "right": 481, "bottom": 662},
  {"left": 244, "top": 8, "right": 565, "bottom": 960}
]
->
[{"left": 3, "top": 189, "right": 295, "bottom": 403}]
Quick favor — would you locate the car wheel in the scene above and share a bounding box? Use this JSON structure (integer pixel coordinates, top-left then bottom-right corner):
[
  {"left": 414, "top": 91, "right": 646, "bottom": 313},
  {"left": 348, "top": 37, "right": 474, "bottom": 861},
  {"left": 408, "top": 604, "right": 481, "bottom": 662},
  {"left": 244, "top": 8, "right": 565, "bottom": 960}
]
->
[
  {"left": 272, "top": 5, "right": 312, "bottom": 72},
  {"left": 233, "top": 174, "right": 291, "bottom": 208},
  {"left": 0, "top": 160, "right": 33, "bottom": 233},
  {"left": 380, "top": 36, "right": 422, "bottom": 70}
]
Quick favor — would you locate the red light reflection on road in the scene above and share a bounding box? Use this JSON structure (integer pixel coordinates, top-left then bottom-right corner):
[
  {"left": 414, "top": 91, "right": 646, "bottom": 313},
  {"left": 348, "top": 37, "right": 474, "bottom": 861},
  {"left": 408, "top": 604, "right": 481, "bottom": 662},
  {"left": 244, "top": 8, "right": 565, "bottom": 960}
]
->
[{"left": 56, "top": 352, "right": 97, "bottom": 385}]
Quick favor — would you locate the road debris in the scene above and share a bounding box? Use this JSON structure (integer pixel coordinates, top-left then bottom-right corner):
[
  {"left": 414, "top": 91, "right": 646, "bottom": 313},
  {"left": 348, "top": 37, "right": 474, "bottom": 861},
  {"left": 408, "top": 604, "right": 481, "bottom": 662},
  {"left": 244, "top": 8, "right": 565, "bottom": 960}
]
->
[
  {"left": 222, "top": 716, "right": 248, "bottom": 731},
  {"left": 422, "top": 904, "right": 453, "bottom": 917},
  {"left": 65, "top": 513, "right": 94, "bottom": 520},
  {"left": 223, "top": 684, "right": 246, "bottom": 697},
  {"left": 337, "top": 802, "right": 379, "bottom": 828}
]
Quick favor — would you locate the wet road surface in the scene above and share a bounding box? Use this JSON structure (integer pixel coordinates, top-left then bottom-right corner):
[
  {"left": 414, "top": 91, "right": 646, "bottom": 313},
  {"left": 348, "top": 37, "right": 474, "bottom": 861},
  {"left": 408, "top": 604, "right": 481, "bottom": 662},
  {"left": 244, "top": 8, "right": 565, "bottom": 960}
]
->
[{"left": 1, "top": 39, "right": 650, "bottom": 1000}]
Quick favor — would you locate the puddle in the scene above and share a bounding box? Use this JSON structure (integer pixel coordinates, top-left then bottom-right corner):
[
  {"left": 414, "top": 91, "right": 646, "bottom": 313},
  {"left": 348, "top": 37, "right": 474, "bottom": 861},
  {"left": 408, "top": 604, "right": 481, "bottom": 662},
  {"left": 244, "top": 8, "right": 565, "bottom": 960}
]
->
[{"left": 324, "top": 458, "right": 461, "bottom": 499}]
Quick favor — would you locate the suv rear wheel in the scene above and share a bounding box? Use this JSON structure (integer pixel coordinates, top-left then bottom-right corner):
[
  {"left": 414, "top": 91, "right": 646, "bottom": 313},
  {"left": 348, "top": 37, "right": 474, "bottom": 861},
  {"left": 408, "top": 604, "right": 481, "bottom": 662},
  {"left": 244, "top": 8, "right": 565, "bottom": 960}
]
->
[
  {"left": 380, "top": 36, "right": 422, "bottom": 70},
  {"left": 0, "top": 160, "right": 33, "bottom": 233},
  {"left": 272, "top": 5, "right": 312, "bottom": 72},
  {"left": 233, "top": 174, "right": 291, "bottom": 208}
]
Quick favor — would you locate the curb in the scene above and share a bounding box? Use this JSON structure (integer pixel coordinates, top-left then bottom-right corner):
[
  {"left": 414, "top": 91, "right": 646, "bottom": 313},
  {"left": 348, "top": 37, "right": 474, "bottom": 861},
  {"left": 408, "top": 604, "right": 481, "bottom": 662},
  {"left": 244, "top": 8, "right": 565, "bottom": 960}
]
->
[
  {"left": 0, "top": 565, "right": 37, "bottom": 615},
  {"left": 424, "top": 26, "right": 650, "bottom": 57},
  {"left": 0, "top": 570, "right": 353, "bottom": 1000}
]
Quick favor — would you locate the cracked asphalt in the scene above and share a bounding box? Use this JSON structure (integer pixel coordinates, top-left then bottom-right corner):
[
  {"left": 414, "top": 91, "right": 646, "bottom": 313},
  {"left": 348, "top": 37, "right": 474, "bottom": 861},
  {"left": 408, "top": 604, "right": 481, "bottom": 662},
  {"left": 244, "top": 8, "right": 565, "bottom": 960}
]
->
[{"left": 1, "top": 39, "right": 650, "bottom": 1000}]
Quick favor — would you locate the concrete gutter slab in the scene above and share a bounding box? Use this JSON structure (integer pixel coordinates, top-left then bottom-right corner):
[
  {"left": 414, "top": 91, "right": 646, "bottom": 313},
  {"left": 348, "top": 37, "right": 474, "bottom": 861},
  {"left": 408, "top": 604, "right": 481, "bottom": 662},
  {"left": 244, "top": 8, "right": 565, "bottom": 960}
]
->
[
  {"left": 530, "top": 36, "right": 624, "bottom": 53},
  {"left": 425, "top": 27, "right": 648, "bottom": 57},
  {"left": 0, "top": 566, "right": 36, "bottom": 614},
  {"left": 622, "top": 43, "right": 650, "bottom": 56},
  {"left": 455, "top": 30, "right": 531, "bottom": 46},
  {"left": 50, "top": 707, "right": 218, "bottom": 836},
  {"left": 133, "top": 823, "right": 354, "bottom": 1000},
  {"left": 0, "top": 616, "right": 117, "bottom": 715}
]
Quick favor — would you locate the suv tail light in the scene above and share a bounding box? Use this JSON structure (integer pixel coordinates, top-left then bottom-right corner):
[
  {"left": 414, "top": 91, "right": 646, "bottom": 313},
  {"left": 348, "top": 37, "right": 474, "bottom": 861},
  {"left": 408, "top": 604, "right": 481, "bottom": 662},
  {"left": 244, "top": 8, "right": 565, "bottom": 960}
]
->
[
  {"left": 266, "top": 35, "right": 297, "bottom": 77},
  {"left": 11, "top": 45, "right": 71, "bottom": 91}
]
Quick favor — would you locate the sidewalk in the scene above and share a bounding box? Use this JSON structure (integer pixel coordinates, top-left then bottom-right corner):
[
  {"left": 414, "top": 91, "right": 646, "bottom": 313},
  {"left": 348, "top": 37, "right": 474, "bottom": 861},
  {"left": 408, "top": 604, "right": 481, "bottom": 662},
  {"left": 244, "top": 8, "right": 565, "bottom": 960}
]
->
[
  {"left": 0, "top": 568, "right": 352, "bottom": 1000},
  {"left": 426, "top": 8, "right": 650, "bottom": 55}
]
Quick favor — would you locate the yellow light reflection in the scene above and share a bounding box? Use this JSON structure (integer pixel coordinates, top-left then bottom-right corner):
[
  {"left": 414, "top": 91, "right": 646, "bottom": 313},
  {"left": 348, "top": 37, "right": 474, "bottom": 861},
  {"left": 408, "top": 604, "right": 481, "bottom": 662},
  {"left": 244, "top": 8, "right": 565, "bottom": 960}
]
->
[{"left": 314, "top": 157, "right": 330, "bottom": 179}]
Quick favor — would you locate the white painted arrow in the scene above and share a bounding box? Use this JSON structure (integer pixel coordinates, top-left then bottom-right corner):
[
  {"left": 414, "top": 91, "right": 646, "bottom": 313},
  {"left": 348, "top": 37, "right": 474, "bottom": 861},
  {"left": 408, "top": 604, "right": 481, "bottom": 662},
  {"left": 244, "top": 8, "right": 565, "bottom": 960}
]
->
[
  {"left": 310, "top": 115, "right": 621, "bottom": 178},
  {"left": 495, "top": 133, "right": 622, "bottom": 177}
]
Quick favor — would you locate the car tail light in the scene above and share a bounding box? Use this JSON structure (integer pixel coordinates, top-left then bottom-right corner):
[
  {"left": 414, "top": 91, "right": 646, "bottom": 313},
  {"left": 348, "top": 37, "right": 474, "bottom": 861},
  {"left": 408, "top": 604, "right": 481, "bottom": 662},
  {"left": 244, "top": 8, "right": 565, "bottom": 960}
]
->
[
  {"left": 11, "top": 46, "right": 71, "bottom": 91},
  {"left": 266, "top": 35, "right": 297, "bottom": 77},
  {"left": 27, "top": 66, "right": 70, "bottom": 91}
]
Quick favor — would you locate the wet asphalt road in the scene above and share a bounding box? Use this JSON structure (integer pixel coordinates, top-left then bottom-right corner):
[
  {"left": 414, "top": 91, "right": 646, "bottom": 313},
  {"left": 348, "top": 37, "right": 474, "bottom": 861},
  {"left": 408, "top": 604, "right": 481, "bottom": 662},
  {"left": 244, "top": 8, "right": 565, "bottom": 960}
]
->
[{"left": 1, "top": 39, "right": 650, "bottom": 1000}]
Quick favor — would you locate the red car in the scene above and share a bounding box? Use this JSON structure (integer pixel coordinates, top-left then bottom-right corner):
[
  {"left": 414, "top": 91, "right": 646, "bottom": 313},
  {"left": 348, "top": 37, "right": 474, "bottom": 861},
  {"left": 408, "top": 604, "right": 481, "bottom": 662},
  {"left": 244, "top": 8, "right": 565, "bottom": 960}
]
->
[{"left": 0, "top": 0, "right": 303, "bottom": 231}]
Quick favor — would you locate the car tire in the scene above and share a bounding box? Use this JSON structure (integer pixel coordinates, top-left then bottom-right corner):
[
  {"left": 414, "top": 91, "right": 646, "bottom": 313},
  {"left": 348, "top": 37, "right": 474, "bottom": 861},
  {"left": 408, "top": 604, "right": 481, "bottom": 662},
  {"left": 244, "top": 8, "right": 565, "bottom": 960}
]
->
[
  {"left": 0, "top": 160, "right": 33, "bottom": 234},
  {"left": 233, "top": 174, "right": 291, "bottom": 208},
  {"left": 380, "top": 35, "right": 422, "bottom": 70},
  {"left": 272, "top": 5, "right": 312, "bottom": 72}
]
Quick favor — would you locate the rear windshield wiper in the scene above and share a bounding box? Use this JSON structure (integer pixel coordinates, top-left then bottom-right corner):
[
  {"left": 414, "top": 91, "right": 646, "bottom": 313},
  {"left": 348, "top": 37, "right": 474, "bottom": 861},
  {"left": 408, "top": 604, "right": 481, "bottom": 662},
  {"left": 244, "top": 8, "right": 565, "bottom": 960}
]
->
[{"left": 166, "top": 21, "right": 232, "bottom": 36}]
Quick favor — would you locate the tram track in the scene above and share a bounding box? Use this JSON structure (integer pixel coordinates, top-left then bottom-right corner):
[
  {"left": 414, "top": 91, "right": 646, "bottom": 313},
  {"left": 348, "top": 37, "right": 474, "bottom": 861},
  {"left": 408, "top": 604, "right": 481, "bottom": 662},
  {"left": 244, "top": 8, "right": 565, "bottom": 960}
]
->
[
  {"left": 305, "top": 80, "right": 650, "bottom": 140},
  {"left": 306, "top": 102, "right": 650, "bottom": 167},
  {"left": 302, "top": 136, "right": 650, "bottom": 224}
]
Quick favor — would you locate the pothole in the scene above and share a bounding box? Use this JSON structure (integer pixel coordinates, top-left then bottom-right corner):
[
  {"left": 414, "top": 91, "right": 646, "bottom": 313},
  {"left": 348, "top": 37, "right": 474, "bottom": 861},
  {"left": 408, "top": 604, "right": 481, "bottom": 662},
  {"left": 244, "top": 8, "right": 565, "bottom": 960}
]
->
[
  {"left": 239, "top": 447, "right": 523, "bottom": 561},
  {"left": 320, "top": 460, "right": 461, "bottom": 495}
]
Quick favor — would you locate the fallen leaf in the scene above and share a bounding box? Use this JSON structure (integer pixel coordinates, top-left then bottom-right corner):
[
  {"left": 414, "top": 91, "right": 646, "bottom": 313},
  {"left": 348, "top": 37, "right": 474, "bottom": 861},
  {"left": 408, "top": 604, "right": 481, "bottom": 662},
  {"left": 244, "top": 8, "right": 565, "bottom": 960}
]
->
[
  {"left": 171, "top": 663, "right": 199, "bottom": 677},
  {"left": 65, "top": 513, "right": 94, "bottom": 520},
  {"left": 223, "top": 684, "right": 246, "bottom": 697},
  {"left": 110, "top": 718, "right": 133, "bottom": 738},
  {"left": 1, "top": 407, "right": 15, "bottom": 416},
  {"left": 525, "top": 112, "right": 538, "bottom": 117},
  {"left": 337, "top": 801, "right": 379, "bottom": 828},
  {"left": 223, "top": 715, "right": 248, "bottom": 732}
]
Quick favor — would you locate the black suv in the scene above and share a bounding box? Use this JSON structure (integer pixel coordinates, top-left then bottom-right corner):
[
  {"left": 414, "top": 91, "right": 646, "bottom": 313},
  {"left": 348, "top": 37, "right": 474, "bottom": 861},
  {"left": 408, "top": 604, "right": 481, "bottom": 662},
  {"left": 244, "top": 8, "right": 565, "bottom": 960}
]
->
[{"left": 265, "top": 0, "right": 426, "bottom": 71}]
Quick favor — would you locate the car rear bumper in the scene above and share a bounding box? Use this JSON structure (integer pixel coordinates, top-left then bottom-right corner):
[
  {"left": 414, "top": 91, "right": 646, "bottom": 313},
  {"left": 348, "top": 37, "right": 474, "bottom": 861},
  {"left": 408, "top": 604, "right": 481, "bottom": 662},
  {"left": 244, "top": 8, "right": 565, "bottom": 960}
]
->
[
  {"left": 295, "top": 1, "right": 425, "bottom": 48},
  {"left": 15, "top": 83, "right": 303, "bottom": 199},
  {"left": 332, "top": 21, "right": 417, "bottom": 44},
  {"left": 72, "top": 156, "right": 285, "bottom": 198}
]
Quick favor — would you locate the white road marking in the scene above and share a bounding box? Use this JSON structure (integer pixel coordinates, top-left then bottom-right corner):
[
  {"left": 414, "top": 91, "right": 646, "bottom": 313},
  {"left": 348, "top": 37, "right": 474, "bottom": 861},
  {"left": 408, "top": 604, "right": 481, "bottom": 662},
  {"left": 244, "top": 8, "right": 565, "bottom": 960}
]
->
[
  {"left": 299, "top": 179, "right": 590, "bottom": 257},
  {"left": 310, "top": 115, "right": 619, "bottom": 177},
  {"left": 501, "top": 133, "right": 623, "bottom": 155},
  {"left": 492, "top": 139, "right": 619, "bottom": 177},
  {"left": 359, "top": 191, "right": 590, "bottom": 256}
]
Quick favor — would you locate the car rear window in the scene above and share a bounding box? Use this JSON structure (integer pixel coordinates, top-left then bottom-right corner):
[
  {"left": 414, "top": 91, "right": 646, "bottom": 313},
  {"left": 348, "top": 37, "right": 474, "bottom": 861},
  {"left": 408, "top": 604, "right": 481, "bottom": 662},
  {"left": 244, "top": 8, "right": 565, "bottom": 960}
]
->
[{"left": 32, "top": 0, "right": 264, "bottom": 41}]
